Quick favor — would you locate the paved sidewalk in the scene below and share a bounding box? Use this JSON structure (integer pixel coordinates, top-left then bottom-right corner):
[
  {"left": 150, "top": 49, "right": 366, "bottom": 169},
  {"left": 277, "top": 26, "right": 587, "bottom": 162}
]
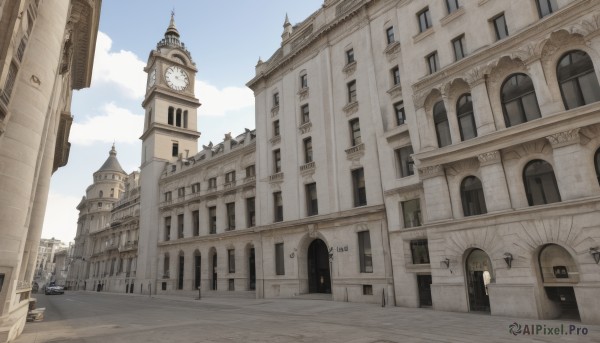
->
[{"left": 15, "top": 291, "right": 600, "bottom": 343}]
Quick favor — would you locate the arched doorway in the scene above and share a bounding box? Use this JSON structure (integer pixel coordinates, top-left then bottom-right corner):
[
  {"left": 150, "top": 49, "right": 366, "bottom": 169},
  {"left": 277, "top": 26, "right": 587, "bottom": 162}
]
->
[
  {"left": 538, "top": 244, "right": 580, "bottom": 320},
  {"left": 308, "top": 239, "right": 331, "bottom": 294},
  {"left": 248, "top": 247, "right": 256, "bottom": 291},
  {"left": 465, "top": 249, "right": 493, "bottom": 313},
  {"left": 211, "top": 250, "right": 218, "bottom": 290},
  {"left": 193, "top": 250, "right": 201, "bottom": 290}
]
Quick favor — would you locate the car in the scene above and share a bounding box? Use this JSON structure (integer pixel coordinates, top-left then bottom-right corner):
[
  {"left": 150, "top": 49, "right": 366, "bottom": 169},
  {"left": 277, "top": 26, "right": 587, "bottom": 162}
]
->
[{"left": 44, "top": 285, "right": 64, "bottom": 295}]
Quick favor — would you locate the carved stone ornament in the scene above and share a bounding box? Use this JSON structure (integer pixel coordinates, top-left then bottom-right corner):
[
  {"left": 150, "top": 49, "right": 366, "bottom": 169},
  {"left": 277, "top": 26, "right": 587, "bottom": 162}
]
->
[
  {"left": 308, "top": 224, "right": 317, "bottom": 238},
  {"left": 465, "top": 66, "right": 487, "bottom": 86},
  {"left": 299, "top": 121, "right": 312, "bottom": 135},
  {"left": 477, "top": 151, "right": 501, "bottom": 166},
  {"left": 298, "top": 87, "right": 310, "bottom": 101},
  {"left": 412, "top": 90, "right": 428, "bottom": 109},
  {"left": 418, "top": 165, "right": 444, "bottom": 179},
  {"left": 343, "top": 101, "right": 359, "bottom": 116},
  {"left": 546, "top": 128, "right": 581, "bottom": 148},
  {"left": 342, "top": 61, "right": 357, "bottom": 78}
]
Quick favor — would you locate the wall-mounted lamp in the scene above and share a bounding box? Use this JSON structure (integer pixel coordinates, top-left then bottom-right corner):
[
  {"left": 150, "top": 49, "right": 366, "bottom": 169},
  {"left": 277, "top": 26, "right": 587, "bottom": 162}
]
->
[
  {"left": 442, "top": 258, "right": 450, "bottom": 269},
  {"left": 590, "top": 247, "right": 600, "bottom": 264},
  {"left": 503, "top": 253, "right": 513, "bottom": 269}
]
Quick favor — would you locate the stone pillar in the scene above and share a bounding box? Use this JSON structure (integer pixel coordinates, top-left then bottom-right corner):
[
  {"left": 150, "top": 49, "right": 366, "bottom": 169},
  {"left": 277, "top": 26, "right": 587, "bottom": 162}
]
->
[
  {"left": 183, "top": 205, "right": 193, "bottom": 238},
  {"left": 441, "top": 95, "right": 461, "bottom": 144},
  {"left": 527, "top": 59, "right": 562, "bottom": 116},
  {"left": 419, "top": 165, "right": 453, "bottom": 221},
  {"left": 468, "top": 78, "right": 496, "bottom": 136},
  {"left": 546, "top": 129, "right": 594, "bottom": 200},
  {"left": 478, "top": 151, "right": 512, "bottom": 212}
]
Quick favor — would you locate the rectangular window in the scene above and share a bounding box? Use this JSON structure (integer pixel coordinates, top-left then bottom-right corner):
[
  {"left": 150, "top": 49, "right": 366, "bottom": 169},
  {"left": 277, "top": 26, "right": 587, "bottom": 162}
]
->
[
  {"left": 452, "top": 34, "right": 466, "bottom": 61},
  {"left": 164, "top": 217, "right": 171, "bottom": 241},
  {"left": 164, "top": 191, "right": 172, "bottom": 202},
  {"left": 275, "top": 243, "right": 285, "bottom": 275},
  {"left": 304, "top": 137, "right": 313, "bottom": 164},
  {"left": 172, "top": 142, "right": 179, "bottom": 157},
  {"left": 228, "top": 249, "right": 235, "bottom": 273},
  {"left": 273, "top": 120, "right": 280, "bottom": 136},
  {"left": 386, "top": 26, "right": 395, "bottom": 44},
  {"left": 226, "top": 202, "right": 235, "bottom": 231},
  {"left": 225, "top": 171, "right": 236, "bottom": 183},
  {"left": 98, "top": 202, "right": 103, "bottom": 208},
  {"left": 349, "top": 118, "right": 361, "bottom": 146},
  {"left": 402, "top": 199, "right": 422, "bottom": 228},
  {"left": 410, "top": 239, "right": 430, "bottom": 264},
  {"left": 417, "top": 7, "right": 432, "bottom": 33},
  {"left": 192, "top": 210, "right": 200, "bottom": 236},
  {"left": 395, "top": 146, "right": 415, "bottom": 178},
  {"left": 347, "top": 80, "right": 357, "bottom": 103},
  {"left": 246, "top": 165, "right": 256, "bottom": 178},
  {"left": 427, "top": 51, "right": 439, "bottom": 74},
  {"left": 536, "top": 0, "right": 557, "bottom": 18},
  {"left": 346, "top": 48, "right": 355, "bottom": 64},
  {"left": 358, "top": 231, "right": 373, "bottom": 273},
  {"left": 228, "top": 279, "right": 235, "bottom": 291},
  {"left": 178, "top": 187, "right": 185, "bottom": 198},
  {"left": 273, "top": 149, "right": 281, "bottom": 173},
  {"left": 301, "top": 104, "right": 310, "bottom": 124},
  {"left": 492, "top": 13, "right": 509, "bottom": 40},
  {"left": 363, "top": 284, "right": 373, "bottom": 295},
  {"left": 352, "top": 168, "right": 367, "bottom": 207},
  {"left": 300, "top": 74, "right": 308, "bottom": 89},
  {"left": 273, "top": 92, "right": 280, "bottom": 107},
  {"left": 305, "top": 182, "right": 318, "bottom": 216},
  {"left": 274, "top": 192, "right": 283, "bottom": 222},
  {"left": 209, "top": 206, "right": 217, "bottom": 234},
  {"left": 446, "top": 0, "right": 459, "bottom": 14},
  {"left": 208, "top": 177, "right": 217, "bottom": 190},
  {"left": 394, "top": 101, "right": 406, "bottom": 126},
  {"left": 391, "top": 66, "right": 401, "bottom": 86},
  {"left": 246, "top": 197, "right": 256, "bottom": 227},
  {"left": 191, "top": 183, "right": 200, "bottom": 193},
  {"left": 177, "top": 213, "right": 184, "bottom": 239}
]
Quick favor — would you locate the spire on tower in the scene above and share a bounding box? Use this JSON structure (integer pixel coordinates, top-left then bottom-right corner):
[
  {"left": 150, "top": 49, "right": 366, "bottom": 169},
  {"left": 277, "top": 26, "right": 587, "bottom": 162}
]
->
[
  {"left": 165, "top": 10, "right": 180, "bottom": 38},
  {"left": 283, "top": 13, "right": 291, "bottom": 27}
]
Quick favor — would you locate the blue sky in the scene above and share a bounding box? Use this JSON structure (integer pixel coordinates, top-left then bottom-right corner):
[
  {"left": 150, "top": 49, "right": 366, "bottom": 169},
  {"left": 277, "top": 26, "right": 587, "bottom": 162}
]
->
[{"left": 43, "top": 1, "right": 323, "bottom": 243}]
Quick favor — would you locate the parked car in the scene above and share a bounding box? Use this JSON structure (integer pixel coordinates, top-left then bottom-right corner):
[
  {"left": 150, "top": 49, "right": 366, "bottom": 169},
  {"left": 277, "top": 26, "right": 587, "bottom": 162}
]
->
[{"left": 45, "top": 285, "right": 64, "bottom": 295}]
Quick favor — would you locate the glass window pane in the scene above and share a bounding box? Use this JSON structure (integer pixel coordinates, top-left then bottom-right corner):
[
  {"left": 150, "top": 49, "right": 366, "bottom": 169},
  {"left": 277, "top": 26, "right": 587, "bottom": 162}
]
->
[
  {"left": 459, "top": 113, "right": 477, "bottom": 140},
  {"left": 579, "top": 72, "right": 600, "bottom": 105},
  {"left": 436, "top": 121, "right": 452, "bottom": 147},
  {"left": 402, "top": 199, "right": 422, "bottom": 228},
  {"left": 494, "top": 15, "right": 508, "bottom": 40},
  {"left": 560, "top": 79, "right": 582, "bottom": 110},
  {"left": 524, "top": 160, "right": 561, "bottom": 206},
  {"left": 504, "top": 100, "right": 524, "bottom": 127},
  {"left": 521, "top": 93, "right": 541, "bottom": 122}
]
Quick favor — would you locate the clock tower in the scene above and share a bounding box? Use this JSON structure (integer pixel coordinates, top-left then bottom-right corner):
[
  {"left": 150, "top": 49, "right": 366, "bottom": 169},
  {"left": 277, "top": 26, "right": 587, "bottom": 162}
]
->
[{"left": 137, "top": 14, "right": 201, "bottom": 290}]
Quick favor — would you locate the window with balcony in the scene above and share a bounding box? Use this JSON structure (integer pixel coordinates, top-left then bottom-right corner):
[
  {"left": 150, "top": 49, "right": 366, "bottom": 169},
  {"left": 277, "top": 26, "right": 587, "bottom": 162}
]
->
[
  {"left": 273, "top": 92, "right": 280, "bottom": 107},
  {"left": 273, "top": 149, "right": 281, "bottom": 173},
  {"left": 164, "top": 191, "right": 172, "bottom": 202},
  {"left": 192, "top": 183, "right": 200, "bottom": 193},
  {"left": 208, "top": 177, "right": 217, "bottom": 190},
  {"left": 301, "top": 104, "right": 310, "bottom": 124},
  {"left": 391, "top": 66, "right": 401, "bottom": 86},
  {"left": 304, "top": 137, "right": 313, "bottom": 164},
  {"left": 349, "top": 118, "right": 361, "bottom": 147},
  {"left": 394, "top": 101, "right": 406, "bottom": 126},
  {"left": 352, "top": 168, "right": 367, "bottom": 207},
  {"left": 386, "top": 26, "right": 395, "bottom": 44},
  {"left": 208, "top": 206, "right": 217, "bottom": 234},
  {"left": 246, "top": 165, "right": 256, "bottom": 178},
  {"left": 395, "top": 146, "right": 414, "bottom": 178},
  {"left": 410, "top": 239, "right": 430, "bottom": 264},
  {"left": 273, "top": 120, "right": 280, "bottom": 137},
  {"left": 300, "top": 73, "right": 308, "bottom": 89},
  {"left": 225, "top": 171, "right": 236, "bottom": 184},
  {"left": 347, "top": 80, "right": 357, "bottom": 103},
  {"left": 178, "top": 187, "right": 185, "bottom": 198},
  {"left": 306, "top": 183, "right": 318, "bottom": 216},
  {"left": 346, "top": 48, "right": 355, "bottom": 64}
]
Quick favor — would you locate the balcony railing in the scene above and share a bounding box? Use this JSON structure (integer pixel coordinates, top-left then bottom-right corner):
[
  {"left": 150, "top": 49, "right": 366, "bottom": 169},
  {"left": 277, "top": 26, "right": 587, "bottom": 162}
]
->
[
  {"left": 300, "top": 161, "right": 316, "bottom": 173},
  {"left": 269, "top": 172, "right": 284, "bottom": 182}
]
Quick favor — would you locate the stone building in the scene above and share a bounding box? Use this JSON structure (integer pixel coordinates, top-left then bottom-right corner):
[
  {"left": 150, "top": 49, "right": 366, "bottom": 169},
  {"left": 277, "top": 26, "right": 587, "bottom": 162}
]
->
[
  {"left": 32, "top": 238, "right": 64, "bottom": 287},
  {"left": 71, "top": 0, "right": 600, "bottom": 326},
  {"left": 0, "top": 0, "right": 101, "bottom": 341}
]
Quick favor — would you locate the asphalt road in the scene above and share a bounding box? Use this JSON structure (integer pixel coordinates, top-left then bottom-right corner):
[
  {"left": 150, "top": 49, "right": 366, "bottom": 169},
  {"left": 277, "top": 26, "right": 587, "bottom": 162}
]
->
[{"left": 14, "top": 291, "right": 600, "bottom": 343}]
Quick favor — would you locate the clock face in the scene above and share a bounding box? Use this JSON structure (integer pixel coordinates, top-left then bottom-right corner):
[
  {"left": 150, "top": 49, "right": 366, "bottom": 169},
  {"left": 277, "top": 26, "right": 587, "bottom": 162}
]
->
[
  {"left": 147, "top": 69, "right": 156, "bottom": 88},
  {"left": 165, "top": 66, "right": 189, "bottom": 91}
]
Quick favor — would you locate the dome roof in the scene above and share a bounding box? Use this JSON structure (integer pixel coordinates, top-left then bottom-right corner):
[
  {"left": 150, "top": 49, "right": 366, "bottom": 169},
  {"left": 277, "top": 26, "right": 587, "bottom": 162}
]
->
[{"left": 96, "top": 144, "right": 126, "bottom": 174}]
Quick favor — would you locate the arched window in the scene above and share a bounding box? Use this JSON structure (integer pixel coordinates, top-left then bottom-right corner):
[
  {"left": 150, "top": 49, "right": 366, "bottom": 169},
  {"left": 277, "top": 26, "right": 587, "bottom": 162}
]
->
[
  {"left": 99, "top": 190, "right": 103, "bottom": 198},
  {"left": 557, "top": 50, "right": 600, "bottom": 110},
  {"left": 176, "top": 108, "right": 182, "bottom": 127},
  {"left": 433, "top": 101, "right": 451, "bottom": 147},
  {"left": 183, "top": 110, "right": 188, "bottom": 128},
  {"left": 168, "top": 107, "right": 174, "bottom": 125},
  {"left": 523, "top": 160, "right": 561, "bottom": 206},
  {"left": 595, "top": 148, "right": 600, "bottom": 185},
  {"left": 456, "top": 94, "right": 477, "bottom": 140},
  {"left": 163, "top": 254, "right": 170, "bottom": 278},
  {"left": 460, "top": 176, "right": 487, "bottom": 216},
  {"left": 501, "top": 73, "right": 541, "bottom": 127}
]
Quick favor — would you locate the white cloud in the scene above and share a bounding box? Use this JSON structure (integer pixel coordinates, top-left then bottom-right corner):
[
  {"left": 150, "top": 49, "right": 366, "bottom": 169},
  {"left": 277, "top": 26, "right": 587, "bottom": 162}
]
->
[
  {"left": 92, "top": 32, "right": 146, "bottom": 99},
  {"left": 196, "top": 80, "right": 254, "bottom": 117},
  {"left": 71, "top": 103, "right": 143, "bottom": 145},
  {"left": 41, "top": 192, "right": 81, "bottom": 243}
]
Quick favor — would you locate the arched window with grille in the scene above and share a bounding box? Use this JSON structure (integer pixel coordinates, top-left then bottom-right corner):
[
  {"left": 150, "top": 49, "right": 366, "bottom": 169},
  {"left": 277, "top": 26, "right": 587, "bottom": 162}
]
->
[
  {"left": 460, "top": 176, "right": 487, "bottom": 216},
  {"left": 557, "top": 50, "right": 600, "bottom": 110},
  {"left": 501, "top": 73, "right": 541, "bottom": 127},
  {"left": 523, "top": 160, "right": 561, "bottom": 206},
  {"left": 456, "top": 93, "right": 477, "bottom": 140},
  {"left": 433, "top": 101, "right": 451, "bottom": 147}
]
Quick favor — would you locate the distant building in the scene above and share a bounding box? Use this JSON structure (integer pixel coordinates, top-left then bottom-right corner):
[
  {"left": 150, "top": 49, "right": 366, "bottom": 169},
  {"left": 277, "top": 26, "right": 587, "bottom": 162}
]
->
[
  {"left": 33, "top": 238, "right": 65, "bottom": 287},
  {"left": 71, "top": 0, "right": 600, "bottom": 326},
  {"left": 0, "top": 0, "right": 101, "bottom": 341}
]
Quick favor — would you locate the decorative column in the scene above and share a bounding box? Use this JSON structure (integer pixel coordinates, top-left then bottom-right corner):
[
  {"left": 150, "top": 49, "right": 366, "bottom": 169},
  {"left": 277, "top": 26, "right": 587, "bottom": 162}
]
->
[
  {"left": 466, "top": 68, "right": 496, "bottom": 136},
  {"left": 419, "top": 165, "right": 453, "bottom": 221},
  {"left": 478, "top": 151, "right": 511, "bottom": 212},
  {"left": 413, "top": 92, "right": 438, "bottom": 151},
  {"left": 441, "top": 84, "right": 462, "bottom": 144},
  {"left": 527, "top": 59, "right": 562, "bottom": 116},
  {"left": 546, "top": 128, "right": 594, "bottom": 200}
]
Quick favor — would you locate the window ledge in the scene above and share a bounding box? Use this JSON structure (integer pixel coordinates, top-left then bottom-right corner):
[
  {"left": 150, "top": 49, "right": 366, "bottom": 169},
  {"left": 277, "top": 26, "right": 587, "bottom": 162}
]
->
[
  {"left": 271, "top": 105, "right": 280, "bottom": 118},
  {"left": 298, "top": 87, "right": 309, "bottom": 101},
  {"left": 413, "top": 28, "right": 434, "bottom": 44},
  {"left": 384, "top": 123, "right": 409, "bottom": 142},
  {"left": 300, "top": 161, "right": 316, "bottom": 175},
  {"left": 270, "top": 135, "right": 281, "bottom": 145},
  {"left": 387, "top": 84, "right": 402, "bottom": 99},
  {"left": 244, "top": 176, "right": 256, "bottom": 184},
  {"left": 223, "top": 181, "right": 236, "bottom": 189},
  {"left": 269, "top": 172, "right": 284, "bottom": 183},
  {"left": 343, "top": 101, "right": 359, "bottom": 116},
  {"left": 299, "top": 121, "right": 312, "bottom": 135},
  {"left": 384, "top": 41, "right": 401, "bottom": 55},
  {"left": 440, "top": 7, "right": 465, "bottom": 27},
  {"left": 345, "top": 142, "right": 365, "bottom": 159},
  {"left": 342, "top": 61, "right": 357, "bottom": 77}
]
